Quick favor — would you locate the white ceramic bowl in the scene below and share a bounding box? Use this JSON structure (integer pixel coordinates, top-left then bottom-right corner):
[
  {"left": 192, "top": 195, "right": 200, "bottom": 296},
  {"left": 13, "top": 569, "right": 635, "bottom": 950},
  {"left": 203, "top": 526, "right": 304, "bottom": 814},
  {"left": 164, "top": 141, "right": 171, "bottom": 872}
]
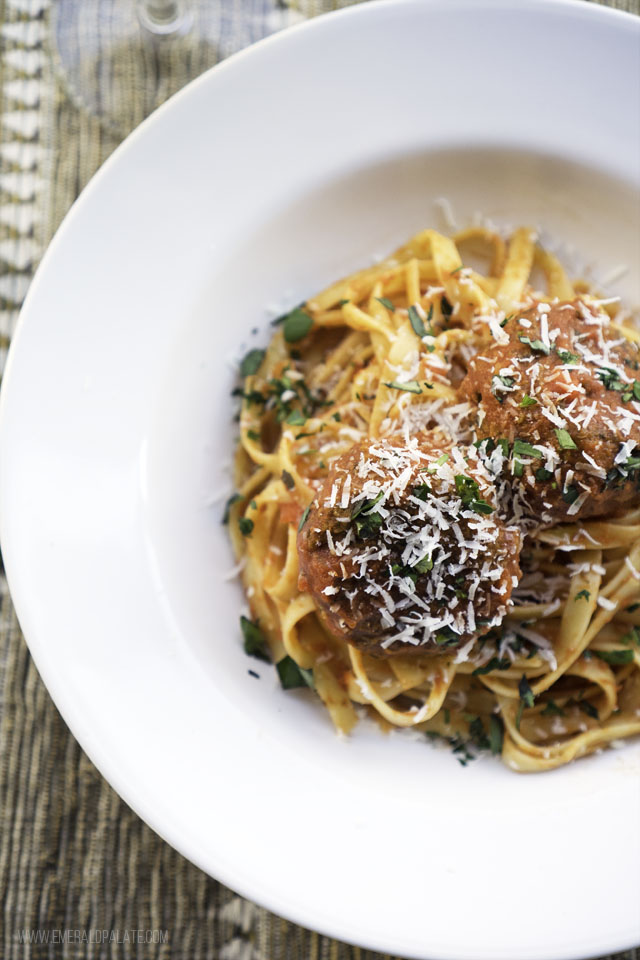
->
[{"left": 1, "top": 2, "right": 639, "bottom": 958}]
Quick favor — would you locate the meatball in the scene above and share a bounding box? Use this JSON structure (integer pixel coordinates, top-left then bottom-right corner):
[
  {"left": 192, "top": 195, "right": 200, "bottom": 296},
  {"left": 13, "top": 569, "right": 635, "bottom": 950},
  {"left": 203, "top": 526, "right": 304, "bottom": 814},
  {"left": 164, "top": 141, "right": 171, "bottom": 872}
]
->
[
  {"left": 459, "top": 299, "right": 640, "bottom": 524},
  {"left": 297, "top": 435, "right": 522, "bottom": 657}
]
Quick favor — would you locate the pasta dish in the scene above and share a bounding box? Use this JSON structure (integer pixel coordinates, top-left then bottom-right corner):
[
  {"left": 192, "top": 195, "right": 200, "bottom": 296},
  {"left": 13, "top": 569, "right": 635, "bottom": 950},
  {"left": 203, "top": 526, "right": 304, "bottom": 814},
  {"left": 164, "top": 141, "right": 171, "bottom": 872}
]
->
[{"left": 226, "top": 225, "right": 640, "bottom": 772}]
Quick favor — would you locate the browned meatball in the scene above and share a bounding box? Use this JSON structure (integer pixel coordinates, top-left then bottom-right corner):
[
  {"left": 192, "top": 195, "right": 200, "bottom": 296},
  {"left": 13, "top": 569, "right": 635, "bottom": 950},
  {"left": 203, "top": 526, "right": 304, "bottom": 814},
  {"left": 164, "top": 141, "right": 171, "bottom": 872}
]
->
[
  {"left": 297, "top": 435, "right": 522, "bottom": 657},
  {"left": 459, "top": 299, "right": 640, "bottom": 525}
]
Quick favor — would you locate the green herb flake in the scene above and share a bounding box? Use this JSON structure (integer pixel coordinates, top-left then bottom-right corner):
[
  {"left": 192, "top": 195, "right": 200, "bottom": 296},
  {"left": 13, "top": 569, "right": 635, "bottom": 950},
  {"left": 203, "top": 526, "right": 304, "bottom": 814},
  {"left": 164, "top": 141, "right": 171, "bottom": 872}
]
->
[
  {"left": 238, "top": 516, "right": 254, "bottom": 537},
  {"left": 283, "top": 308, "right": 313, "bottom": 343},
  {"left": 472, "top": 657, "right": 511, "bottom": 676},
  {"left": 575, "top": 589, "right": 591, "bottom": 602},
  {"left": 383, "top": 380, "right": 423, "bottom": 394},
  {"left": 555, "top": 428, "right": 577, "bottom": 450},
  {"left": 222, "top": 493, "right": 241, "bottom": 525},
  {"left": 247, "top": 429, "right": 261, "bottom": 442},
  {"left": 351, "top": 491, "right": 384, "bottom": 520},
  {"left": 285, "top": 410, "right": 306, "bottom": 426},
  {"left": 519, "top": 335, "right": 550, "bottom": 355},
  {"left": 375, "top": 297, "right": 395, "bottom": 312},
  {"left": 489, "top": 715, "right": 504, "bottom": 755},
  {"left": 281, "top": 470, "right": 295, "bottom": 491},
  {"left": 555, "top": 348, "right": 580, "bottom": 364},
  {"left": 276, "top": 655, "right": 314, "bottom": 690},
  {"left": 621, "top": 626, "right": 640, "bottom": 647},
  {"left": 541, "top": 700, "right": 565, "bottom": 717},
  {"left": 298, "top": 504, "right": 312, "bottom": 532},
  {"left": 454, "top": 474, "right": 494, "bottom": 515},
  {"left": 240, "top": 616, "right": 270, "bottom": 662},
  {"left": 562, "top": 485, "right": 579, "bottom": 504},
  {"left": 240, "top": 348, "right": 266, "bottom": 377},
  {"left": 519, "top": 394, "right": 537, "bottom": 407},
  {"left": 513, "top": 439, "right": 543, "bottom": 459},
  {"left": 593, "top": 649, "right": 635, "bottom": 666},
  {"left": 518, "top": 674, "right": 535, "bottom": 709},
  {"left": 576, "top": 699, "right": 599, "bottom": 720},
  {"left": 427, "top": 453, "right": 449, "bottom": 473},
  {"left": 413, "top": 555, "right": 434, "bottom": 574},
  {"left": 408, "top": 304, "right": 427, "bottom": 338},
  {"left": 535, "top": 467, "right": 553, "bottom": 482}
]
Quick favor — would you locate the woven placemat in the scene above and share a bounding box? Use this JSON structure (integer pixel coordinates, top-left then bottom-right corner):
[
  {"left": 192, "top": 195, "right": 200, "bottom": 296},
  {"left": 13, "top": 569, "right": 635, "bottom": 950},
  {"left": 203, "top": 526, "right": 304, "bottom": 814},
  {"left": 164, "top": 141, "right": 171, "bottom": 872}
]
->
[{"left": 1, "top": 1, "right": 639, "bottom": 957}]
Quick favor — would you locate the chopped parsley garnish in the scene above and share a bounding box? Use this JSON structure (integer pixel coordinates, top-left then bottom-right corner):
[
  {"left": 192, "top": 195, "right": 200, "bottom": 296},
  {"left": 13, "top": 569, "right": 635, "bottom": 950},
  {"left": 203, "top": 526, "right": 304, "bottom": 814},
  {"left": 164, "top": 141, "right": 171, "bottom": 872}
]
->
[
  {"left": 281, "top": 470, "right": 295, "bottom": 490},
  {"left": 597, "top": 366, "right": 627, "bottom": 392},
  {"left": 518, "top": 675, "right": 535, "bottom": 708},
  {"left": 489, "top": 715, "right": 504, "bottom": 755},
  {"left": 555, "top": 428, "right": 577, "bottom": 450},
  {"left": 519, "top": 334, "right": 550, "bottom": 355},
  {"left": 375, "top": 296, "right": 395, "bottom": 311},
  {"left": 240, "top": 616, "right": 270, "bottom": 662},
  {"left": 500, "top": 314, "right": 514, "bottom": 328},
  {"left": 427, "top": 453, "right": 449, "bottom": 473},
  {"left": 576, "top": 699, "right": 599, "bottom": 720},
  {"left": 434, "top": 626, "right": 460, "bottom": 647},
  {"left": 472, "top": 657, "right": 510, "bottom": 676},
  {"left": 454, "top": 475, "right": 494, "bottom": 515},
  {"left": 276, "top": 655, "right": 314, "bottom": 690},
  {"left": 408, "top": 304, "right": 427, "bottom": 337},
  {"left": 283, "top": 308, "right": 313, "bottom": 343},
  {"left": 519, "top": 394, "right": 537, "bottom": 407},
  {"left": 575, "top": 589, "right": 591, "bottom": 602},
  {"left": 247, "top": 429, "right": 260, "bottom": 441},
  {"left": 298, "top": 504, "right": 311, "bottom": 532},
  {"left": 562, "top": 485, "right": 579, "bottom": 504},
  {"left": 541, "top": 700, "right": 565, "bottom": 717},
  {"left": 535, "top": 467, "right": 553, "bottom": 482},
  {"left": 238, "top": 516, "right": 254, "bottom": 537},
  {"left": 413, "top": 555, "right": 434, "bottom": 574},
  {"left": 468, "top": 716, "right": 491, "bottom": 751},
  {"left": 337, "top": 298, "right": 350, "bottom": 307},
  {"left": 593, "top": 648, "right": 635, "bottom": 665},
  {"left": 351, "top": 491, "right": 384, "bottom": 519},
  {"left": 285, "top": 410, "right": 306, "bottom": 426},
  {"left": 240, "top": 348, "right": 265, "bottom": 377},
  {"left": 513, "top": 439, "right": 543, "bottom": 459},
  {"left": 383, "top": 380, "right": 424, "bottom": 394},
  {"left": 332, "top": 412, "right": 341, "bottom": 422},
  {"left": 491, "top": 374, "right": 515, "bottom": 402},
  {"left": 222, "top": 493, "right": 241, "bottom": 524},
  {"left": 449, "top": 264, "right": 464, "bottom": 275},
  {"left": 516, "top": 674, "right": 535, "bottom": 730},
  {"left": 555, "top": 348, "right": 580, "bottom": 364},
  {"left": 621, "top": 626, "right": 640, "bottom": 646},
  {"left": 440, "top": 297, "right": 453, "bottom": 318}
]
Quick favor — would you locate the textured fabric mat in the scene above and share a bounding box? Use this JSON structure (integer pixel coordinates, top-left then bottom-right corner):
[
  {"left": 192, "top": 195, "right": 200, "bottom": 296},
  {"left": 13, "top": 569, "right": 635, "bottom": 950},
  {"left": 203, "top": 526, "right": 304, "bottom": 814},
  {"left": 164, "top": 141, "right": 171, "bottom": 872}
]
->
[{"left": 1, "top": 0, "right": 639, "bottom": 957}]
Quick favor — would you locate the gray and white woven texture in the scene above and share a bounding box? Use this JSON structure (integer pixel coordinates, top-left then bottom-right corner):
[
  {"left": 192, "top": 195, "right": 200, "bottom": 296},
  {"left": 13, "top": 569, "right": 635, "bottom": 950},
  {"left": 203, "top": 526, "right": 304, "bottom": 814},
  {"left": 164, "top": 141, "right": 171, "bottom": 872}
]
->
[{"left": 0, "top": 0, "right": 638, "bottom": 957}]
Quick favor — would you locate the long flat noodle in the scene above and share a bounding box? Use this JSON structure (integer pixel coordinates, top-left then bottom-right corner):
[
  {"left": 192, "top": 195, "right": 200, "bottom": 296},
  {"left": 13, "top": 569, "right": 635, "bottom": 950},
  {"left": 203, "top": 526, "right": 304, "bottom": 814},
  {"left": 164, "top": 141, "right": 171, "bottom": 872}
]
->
[
  {"left": 341, "top": 302, "right": 395, "bottom": 342},
  {"left": 534, "top": 245, "right": 574, "bottom": 300},
  {"left": 265, "top": 525, "right": 300, "bottom": 603},
  {"left": 453, "top": 226, "right": 507, "bottom": 277},
  {"left": 479, "top": 550, "right": 602, "bottom": 698},
  {"left": 496, "top": 227, "right": 536, "bottom": 311},
  {"left": 538, "top": 522, "right": 640, "bottom": 550},
  {"left": 348, "top": 647, "right": 455, "bottom": 727},
  {"left": 313, "top": 661, "right": 358, "bottom": 733},
  {"left": 278, "top": 592, "right": 319, "bottom": 669},
  {"left": 500, "top": 699, "right": 640, "bottom": 772}
]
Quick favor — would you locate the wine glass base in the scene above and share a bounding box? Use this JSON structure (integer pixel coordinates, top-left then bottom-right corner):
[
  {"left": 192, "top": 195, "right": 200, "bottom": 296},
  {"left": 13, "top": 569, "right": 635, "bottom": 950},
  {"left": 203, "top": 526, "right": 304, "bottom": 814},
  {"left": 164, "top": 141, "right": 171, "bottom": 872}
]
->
[{"left": 51, "top": 0, "right": 224, "bottom": 137}]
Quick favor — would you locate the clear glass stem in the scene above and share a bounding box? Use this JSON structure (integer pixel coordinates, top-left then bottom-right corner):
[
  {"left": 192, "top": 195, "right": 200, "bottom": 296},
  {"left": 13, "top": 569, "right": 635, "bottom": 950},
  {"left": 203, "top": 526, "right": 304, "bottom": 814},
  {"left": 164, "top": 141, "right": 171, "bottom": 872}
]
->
[{"left": 136, "top": 0, "right": 193, "bottom": 36}]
